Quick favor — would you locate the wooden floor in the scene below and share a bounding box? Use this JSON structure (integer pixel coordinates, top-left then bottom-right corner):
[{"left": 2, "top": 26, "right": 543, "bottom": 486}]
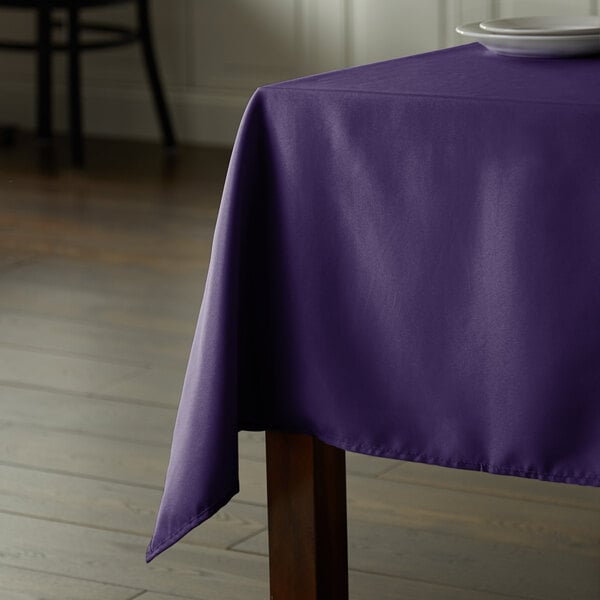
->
[{"left": 0, "top": 135, "right": 598, "bottom": 600}]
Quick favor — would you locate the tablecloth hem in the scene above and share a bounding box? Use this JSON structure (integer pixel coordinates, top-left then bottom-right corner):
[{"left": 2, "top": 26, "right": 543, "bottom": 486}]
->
[
  {"left": 145, "top": 484, "right": 240, "bottom": 563},
  {"left": 239, "top": 423, "right": 600, "bottom": 487}
]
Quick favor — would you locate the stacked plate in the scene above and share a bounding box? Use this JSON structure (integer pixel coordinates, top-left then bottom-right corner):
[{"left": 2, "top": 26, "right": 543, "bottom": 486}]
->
[{"left": 456, "top": 16, "right": 600, "bottom": 58}]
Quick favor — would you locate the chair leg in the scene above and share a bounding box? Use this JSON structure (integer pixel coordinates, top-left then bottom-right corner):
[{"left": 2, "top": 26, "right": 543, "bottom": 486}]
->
[
  {"left": 136, "top": 0, "right": 176, "bottom": 148},
  {"left": 37, "top": 5, "right": 52, "bottom": 141},
  {"left": 67, "top": 3, "right": 84, "bottom": 166}
]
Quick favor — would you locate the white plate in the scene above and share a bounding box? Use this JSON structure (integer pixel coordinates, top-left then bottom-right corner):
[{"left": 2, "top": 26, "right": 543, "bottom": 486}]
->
[
  {"left": 455, "top": 21, "right": 600, "bottom": 58},
  {"left": 480, "top": 15, "right": 600, "bottom": 36}
]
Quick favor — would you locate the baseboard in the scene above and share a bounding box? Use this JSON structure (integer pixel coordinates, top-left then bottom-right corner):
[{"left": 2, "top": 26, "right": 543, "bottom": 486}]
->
[{"left": 0, "top": 80, "right": 251, "bottom": 147}]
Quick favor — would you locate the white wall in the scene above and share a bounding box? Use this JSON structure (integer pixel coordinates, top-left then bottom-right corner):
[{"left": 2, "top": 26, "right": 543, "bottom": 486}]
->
[{"left": 0, "top": 0, "right": 597, "bottom": 146}]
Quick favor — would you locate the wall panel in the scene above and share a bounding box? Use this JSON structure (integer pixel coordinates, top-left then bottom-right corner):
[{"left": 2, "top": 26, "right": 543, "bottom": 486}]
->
[
  {"left": 188, "top": 0, "right": 305, "bottom": 91},
  {"left": 497, "top": 0, "right": 596, "bottom": 17},
  {"left": 348, "top": 0, "right": 442, "bottom": 65}
]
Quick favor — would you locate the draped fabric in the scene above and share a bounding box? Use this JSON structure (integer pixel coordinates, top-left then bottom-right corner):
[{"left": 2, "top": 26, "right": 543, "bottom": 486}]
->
[{"left": 147, "top": 44, "right": 600, "bottom": 561}]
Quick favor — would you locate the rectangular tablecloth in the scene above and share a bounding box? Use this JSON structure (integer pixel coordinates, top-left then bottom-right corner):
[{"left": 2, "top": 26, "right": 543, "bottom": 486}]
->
[{"left": 147, "top": 43, "right": 600, "bottom": 561}]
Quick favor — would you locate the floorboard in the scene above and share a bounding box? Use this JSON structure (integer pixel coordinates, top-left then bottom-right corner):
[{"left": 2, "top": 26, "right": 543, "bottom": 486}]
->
[
  {"left": 0, "top": 463, "right": 266, "bottom": 550},
  {"left": 0, "top": 564, "right": 140, "bottom": 600},
  {"left": 0, "top": 383, "right": 177, "bottom": 445},
  {"left": 0, "top": 311, "right": 192, "bottom": 369},
  {"left": 383, "top": 461, "right": 600, "bottom": 512},
  {"left": 0, "top": 513, "right": 269, "bottom": 600},
  {"left": 233, "top": 523, "right": 598, "bottom": 600}
]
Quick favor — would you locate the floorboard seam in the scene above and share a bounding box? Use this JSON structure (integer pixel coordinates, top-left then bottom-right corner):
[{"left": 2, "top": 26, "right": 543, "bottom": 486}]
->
[
  {"left": 0, "top": 459, "right": 164, "bottom": 491},
  {"left": 376, "top": 474, "right": 600, "bottom": 513},
  {"left": 226, "top": 526, "right": 268, "bottom": 551},
  {"left": 0, "top": 378, "right": 178, "bottom": 410},
  {"left": 0, "top": 560, "right": 142, "bottom": 591},
  {"left": 0, "top": 340, "right": 152, "bottom": 369},
  {"left": 0, "top": 420, "right": 173, "bottom": 448},
  {"left": 346, "top": 567, "right": 537, "bottom": 600},
  {"left": 125, "top": 590, "right": 148, "bottom": 600}
]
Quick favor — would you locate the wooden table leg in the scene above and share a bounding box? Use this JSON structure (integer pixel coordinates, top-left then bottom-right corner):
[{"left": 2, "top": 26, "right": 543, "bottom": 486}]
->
[{"left": 266, "top": 431, "right": 348, "bottom": 600}]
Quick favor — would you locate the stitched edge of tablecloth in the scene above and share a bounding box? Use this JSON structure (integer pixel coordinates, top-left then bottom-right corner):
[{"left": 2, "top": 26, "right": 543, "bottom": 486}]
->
[
  {"left": 145, "top": 484, "right": 239, "bottom": 563},
  {"left": 319, "top": 433, "right": 600, "bottom": 486},
  {"left": 240, "top": 423, "right": 600, "bottom": 487},
  {"left": 146, "top": 428, "right": 598, "bottom": 562}
]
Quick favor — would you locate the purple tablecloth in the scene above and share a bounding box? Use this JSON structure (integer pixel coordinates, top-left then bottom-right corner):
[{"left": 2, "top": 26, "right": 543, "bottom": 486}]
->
[{"left": 147, "top": 43, "right": 600, "bottom": 561}]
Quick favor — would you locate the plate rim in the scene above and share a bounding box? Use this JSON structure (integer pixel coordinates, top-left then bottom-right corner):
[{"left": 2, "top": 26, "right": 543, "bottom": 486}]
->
[
  {"left": 456, "top": 21, "right": 600, "bottom": 41},
  {"left": 479, "top": 15, "right": 600, "bottom": 36}
]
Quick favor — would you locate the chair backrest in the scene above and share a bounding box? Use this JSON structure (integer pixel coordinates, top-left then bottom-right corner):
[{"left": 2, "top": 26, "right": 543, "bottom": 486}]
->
[{"left": 0, "top": 1, "right": 134, "bottom": 8}]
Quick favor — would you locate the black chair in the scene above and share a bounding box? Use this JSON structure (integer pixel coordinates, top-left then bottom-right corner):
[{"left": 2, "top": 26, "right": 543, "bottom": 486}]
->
[{"left": 0, "top": 0, "right": 176, "bottom": 165}]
